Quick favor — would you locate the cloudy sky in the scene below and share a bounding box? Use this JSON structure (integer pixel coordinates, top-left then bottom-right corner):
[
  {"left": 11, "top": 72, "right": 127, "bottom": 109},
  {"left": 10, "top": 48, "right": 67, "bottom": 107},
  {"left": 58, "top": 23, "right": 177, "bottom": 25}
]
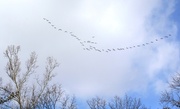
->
[{"left": 0, "top": 0, "right": 180, "bottom": 108}]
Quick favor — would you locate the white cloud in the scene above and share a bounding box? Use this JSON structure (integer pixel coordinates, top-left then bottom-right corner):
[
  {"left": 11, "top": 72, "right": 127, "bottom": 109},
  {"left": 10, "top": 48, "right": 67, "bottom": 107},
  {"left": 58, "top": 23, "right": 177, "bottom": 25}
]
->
[{"left": 154, "top": 79, "right": 169, "bottom": 94}]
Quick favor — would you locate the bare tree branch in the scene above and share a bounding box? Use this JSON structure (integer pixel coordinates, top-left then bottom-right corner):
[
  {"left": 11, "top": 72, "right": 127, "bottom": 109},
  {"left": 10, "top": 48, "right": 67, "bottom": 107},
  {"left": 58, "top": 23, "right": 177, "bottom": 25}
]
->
[
  {"left": 87, "top": 96, "right": 106, "bottom": 109},
  {"left": 1, "top": 45, "right": 72, "bottom": 109},
  {"left": 160, "top": 72, "right": 180, "bottom": 108}
]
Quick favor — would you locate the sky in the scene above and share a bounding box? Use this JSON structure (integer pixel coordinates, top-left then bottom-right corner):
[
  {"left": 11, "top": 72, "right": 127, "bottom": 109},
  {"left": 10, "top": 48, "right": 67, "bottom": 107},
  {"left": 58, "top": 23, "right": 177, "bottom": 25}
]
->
[{"left": 0, "top": 0, "right": 180, "bottom": 108}]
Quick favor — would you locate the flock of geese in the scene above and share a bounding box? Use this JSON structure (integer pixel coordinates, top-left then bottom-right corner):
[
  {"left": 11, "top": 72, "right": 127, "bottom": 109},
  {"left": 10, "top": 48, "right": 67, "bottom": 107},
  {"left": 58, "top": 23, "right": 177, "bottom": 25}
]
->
[{"left": 43, "top": 18, "right": 171, "bottom": 53}]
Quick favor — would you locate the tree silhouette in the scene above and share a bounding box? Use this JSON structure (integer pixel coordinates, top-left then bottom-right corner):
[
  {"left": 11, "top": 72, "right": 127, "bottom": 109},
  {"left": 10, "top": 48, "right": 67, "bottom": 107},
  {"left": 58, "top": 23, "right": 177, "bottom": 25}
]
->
[
  {"left": 87, "top": 95, "right": 149, "bottom": 109},
  {"left": 160, "top": 72, "right": 180, "bottom": 108},
  {"left": 0, "top": 45, "right": 77, "bottom": 109}
]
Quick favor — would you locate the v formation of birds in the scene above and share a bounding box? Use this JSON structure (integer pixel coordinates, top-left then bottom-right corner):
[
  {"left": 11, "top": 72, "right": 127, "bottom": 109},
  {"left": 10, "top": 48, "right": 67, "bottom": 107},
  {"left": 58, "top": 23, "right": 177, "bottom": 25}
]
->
[{"left": 43, "top": 18, "right": 171, "bottom": 53}]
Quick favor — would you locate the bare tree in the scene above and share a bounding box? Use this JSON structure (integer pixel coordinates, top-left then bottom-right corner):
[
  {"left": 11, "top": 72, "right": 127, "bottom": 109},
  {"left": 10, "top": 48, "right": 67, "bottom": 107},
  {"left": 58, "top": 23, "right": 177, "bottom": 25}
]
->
[
  {"left": 36, "top": 84, "right": 63, "bottom": 109},
  {"left": 87, "top": 96, "right": 106, "bottom": 109},
  {"left": 109, "top": 95, "right": 148, "bottom": 109},
  {"left": 160, "top": 72, "right": 180, "bottom": 108},
  {"left": 36, "top": 84, "right": 77, "bottom": 109},
  {"left": 87, "top": 95, "right": 148, "bottom": 109},
  {"left": 0, "top": 45, "right": 77, "bottom": 109},
  {"left": 59, "top": 95, "right": 77, "bottom": 109}
]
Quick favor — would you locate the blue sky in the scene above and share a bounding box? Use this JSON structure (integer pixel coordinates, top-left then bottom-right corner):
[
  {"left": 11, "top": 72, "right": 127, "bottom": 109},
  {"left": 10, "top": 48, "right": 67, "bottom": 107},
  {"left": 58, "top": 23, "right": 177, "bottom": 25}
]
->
[
  {"left": 0, "top": 0, "right": 180, "bottom": 108},
  {"left": 171, "top": 0, "right": 180, "bottom": 41}
]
